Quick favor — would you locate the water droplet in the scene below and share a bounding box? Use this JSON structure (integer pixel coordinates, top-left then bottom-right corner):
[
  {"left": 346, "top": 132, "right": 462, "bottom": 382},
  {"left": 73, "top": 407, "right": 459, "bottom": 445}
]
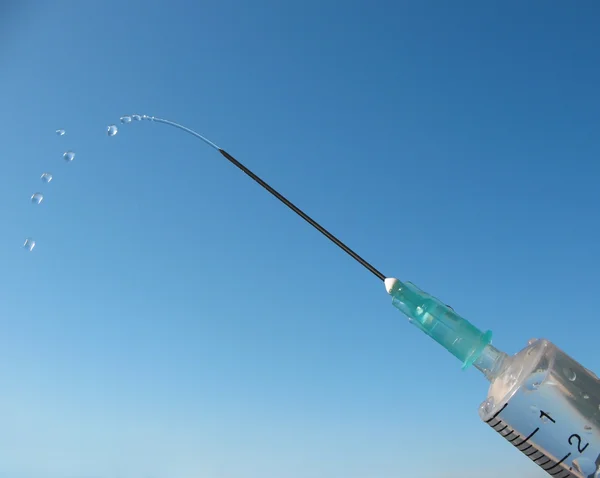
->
[
  {"left": 527, "top": 380, "right": 541, "bottom": 391},
  {"left": 107, "top": 124, "right": 118, "bottom": 137},
  {"left": 120, "top": 115, "right": 132, "bottom": 124},
  {"left": 132, "top": 114, "right": 142, "bottom": 121},
  {"left": 30, "top": 193, "right": 44, "bottom": 205},
  {"left": 142, "top": 114, "right": 153, "bottom": 121},
  {"left": 23, "top": 238, "right": 35, "bottom": 251},
  {"left": 584, "top": 394, "right": 590, "bottom": 399},
  {"left": 63, "top": 151, "right": 75, "bottom": 162},
  {"left": 528, "top": 338, "right": 538, "bottom": 345},
  {"left": 56, "top": 129, "right": 65, "bottom": 136},
  {"left": 478, "top": 397, "right": 495, "bottom": 419},
  {"left": 40, "top": 172, "right": 53, "bottom": 183},
  {"left": 565, "top": 368, "right": 577, "bottom": 381}
]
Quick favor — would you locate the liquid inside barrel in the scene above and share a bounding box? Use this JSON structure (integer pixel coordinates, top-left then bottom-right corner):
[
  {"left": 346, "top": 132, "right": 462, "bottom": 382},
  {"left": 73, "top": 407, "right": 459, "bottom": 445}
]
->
[{"left": 478, "top": 339, "right": 600, "bottom": 477}]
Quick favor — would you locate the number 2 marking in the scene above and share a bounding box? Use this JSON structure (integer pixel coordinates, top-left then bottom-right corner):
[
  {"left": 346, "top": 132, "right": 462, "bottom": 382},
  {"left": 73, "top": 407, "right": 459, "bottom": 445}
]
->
[{"left": 568, "top": 434, "right": 590, "bottom": 453}]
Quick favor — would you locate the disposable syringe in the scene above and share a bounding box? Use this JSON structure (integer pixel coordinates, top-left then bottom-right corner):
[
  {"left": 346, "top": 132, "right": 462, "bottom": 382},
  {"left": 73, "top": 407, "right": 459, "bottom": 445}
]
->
[{"left": 127, "top": 114, "right": 600, "bottom": 478}]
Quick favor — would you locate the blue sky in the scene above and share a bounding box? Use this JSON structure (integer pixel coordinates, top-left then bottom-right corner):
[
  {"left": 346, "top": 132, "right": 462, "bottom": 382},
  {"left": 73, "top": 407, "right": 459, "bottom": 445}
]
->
[{"left": 1, "top": 2, "right": 599, "bottom": 477}]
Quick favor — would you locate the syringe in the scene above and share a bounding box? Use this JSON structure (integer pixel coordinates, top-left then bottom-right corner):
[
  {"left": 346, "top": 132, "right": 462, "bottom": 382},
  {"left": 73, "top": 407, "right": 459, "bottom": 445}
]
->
[{"left": 129, "top": 114, "right": 600, "bottom": 478}]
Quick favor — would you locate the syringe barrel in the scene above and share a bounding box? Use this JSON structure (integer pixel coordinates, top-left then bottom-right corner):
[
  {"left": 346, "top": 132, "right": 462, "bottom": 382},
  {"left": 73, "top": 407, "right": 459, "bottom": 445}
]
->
[
  {"left": 390, "top": 280, "right": 492, "bottom": 369},
  {"left": 480, "top": 339, "right": 600, "bottom": 477}
]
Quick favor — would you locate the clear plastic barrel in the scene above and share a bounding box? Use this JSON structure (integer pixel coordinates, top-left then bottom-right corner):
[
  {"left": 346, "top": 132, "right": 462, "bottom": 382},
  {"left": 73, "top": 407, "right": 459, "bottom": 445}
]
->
[{"left": 479, "top": 339, "right": 600, "bottom": 477}]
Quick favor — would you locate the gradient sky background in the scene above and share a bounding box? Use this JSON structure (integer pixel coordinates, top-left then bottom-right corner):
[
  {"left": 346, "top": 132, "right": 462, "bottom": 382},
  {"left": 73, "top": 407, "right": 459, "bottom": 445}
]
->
[{"left": 1, "top": 2, "right": 599, "bottom": 478}]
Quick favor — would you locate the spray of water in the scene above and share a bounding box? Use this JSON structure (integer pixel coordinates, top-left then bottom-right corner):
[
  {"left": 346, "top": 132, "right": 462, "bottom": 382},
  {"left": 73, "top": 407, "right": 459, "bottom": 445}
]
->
[
  {"left": 23, "top": 113, "right": 385, "bottom": 282},
  {"left": 23, "top": 129, "right": 73, "bottom": 250}
]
